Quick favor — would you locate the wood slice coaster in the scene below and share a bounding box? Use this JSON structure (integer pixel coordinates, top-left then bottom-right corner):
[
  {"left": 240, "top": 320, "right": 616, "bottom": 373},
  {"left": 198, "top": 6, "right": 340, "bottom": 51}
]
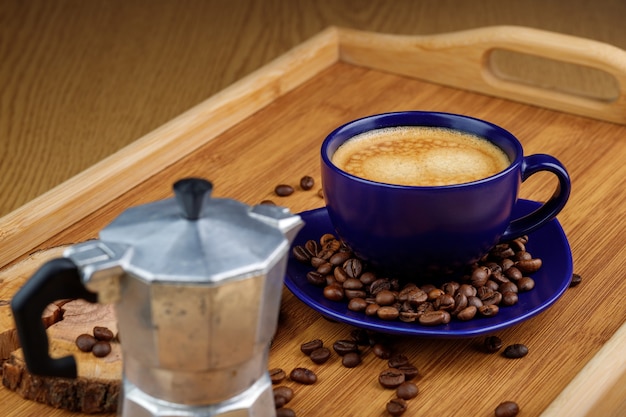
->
[{"left": 0, "top": 247, "right": 122, "bottom": 413}]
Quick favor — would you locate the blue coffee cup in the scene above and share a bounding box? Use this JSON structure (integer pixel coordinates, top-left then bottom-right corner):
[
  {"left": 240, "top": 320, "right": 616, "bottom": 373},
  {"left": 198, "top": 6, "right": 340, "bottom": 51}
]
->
[{"left": 320, "top": 111, "right": 571, "bottom": 278}]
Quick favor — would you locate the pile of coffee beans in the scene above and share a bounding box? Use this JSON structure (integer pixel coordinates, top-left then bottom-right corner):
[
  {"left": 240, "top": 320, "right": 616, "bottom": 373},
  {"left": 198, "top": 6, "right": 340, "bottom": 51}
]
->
[
  {"left": 75, "top": 326, "right": 117, "bottom": 358},
  {"left": 292, "top": 233, "right": 543, "bottom": 325}
]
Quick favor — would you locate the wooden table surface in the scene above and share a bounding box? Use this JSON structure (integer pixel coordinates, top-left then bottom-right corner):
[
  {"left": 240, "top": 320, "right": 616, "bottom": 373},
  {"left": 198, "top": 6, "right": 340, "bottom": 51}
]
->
[
  {"left": 1, "top": 2, "right": 626, "bottom": 417},
  {"left": 2, "top": 0, "right": 626, "bottom": 217}
]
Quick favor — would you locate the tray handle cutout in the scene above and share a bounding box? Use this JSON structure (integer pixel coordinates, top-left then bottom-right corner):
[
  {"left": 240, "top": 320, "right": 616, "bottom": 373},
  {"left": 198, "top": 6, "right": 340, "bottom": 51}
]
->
[{"left": 337, "top": 26, "right": 626, "bottom": 124}]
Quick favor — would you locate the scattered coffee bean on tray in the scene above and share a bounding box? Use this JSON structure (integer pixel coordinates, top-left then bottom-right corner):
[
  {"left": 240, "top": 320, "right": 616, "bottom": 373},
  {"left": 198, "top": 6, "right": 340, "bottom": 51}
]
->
[
  {"left": 276, "top": 408, "right": 296, "bottom": 417},
  {"left": 75, "top": 334, "right": 97, "bottom": 352},
  {"left": 386, "top": 398, "right": 408, "bottom": 416},
  {"left": 502, "top": 343, "right": 529, "bottom": 359},
  {"left": 494, "top": 400, "right": 520, "bottom": 417},
  {"left": 300, "top": 175, "right": 315, "bottom": 190},
  {"left": 570, "top": 273, "right": 582, "bottom": 287},
  {"left": 93, "top": 326, "right": 114, "bottom": 341},
  {"left": 92, "top": 341, "right": 112, "bottom": 358},
  {"left": 273, "top": 386, "right": 294, "bottom": 406},
  {"left": 396, "top": 381, "right": 419, "bottom": 400},
  {"left": 483, "top": 336, "right": 503, "bottom": 353},
  {"left": 260, "top": 199, "right": 276, "bottom": 205},
  {"left": 310, "top": 347, "right": 331, "bottom": 364},
  {"left": 269, "top": 368, "right": 286, "bottom": 384},
  {"left": 342, "top": 351, "right": 362, "bottom": 368},
  {"left": 290, "top": 367, "right": 317, "bottom": 385},
  {"left": 275, "top": 184, "right": 295, "bottom": 197},
  {"left": 379, "top": 369, "right": 406, "bottom": 389},
  {"left": 300, "top": 339, "right": 324, "bottom": 355}
]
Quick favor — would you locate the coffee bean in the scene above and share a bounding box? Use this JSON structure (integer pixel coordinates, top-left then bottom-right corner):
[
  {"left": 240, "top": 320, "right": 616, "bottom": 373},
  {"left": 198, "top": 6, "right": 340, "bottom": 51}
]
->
[
  {"left": 365, "top": 303, "right": 380, "bottom": 316},
  {"left": 300, "top": 339, "right": 323, "bottom": 355},
  {"left": 516, "top": 258, "right": 542, "bottom": 273},
  {"left": 458, "top": 284, "right": 477, "bottom": 297},
  {"left": 514, "top": 250, "right": 532, "bottom": 261},
  {"left": 343, "top": 258, "right": 363, "bottom": 278},
  {"left": 434, "top": 293, "right": 455, "bottom": 311},
  {"left": 396, "top": 364, "right": 419, "bottom": 381},
  {"left": 289, "top": 367, "right": 317, "bottom": 385},
  {"left": 478, "top": 304, "right": 499, "bottom": 317},
  {"left": 342, "top": 351, "right": 362, "bottom": 368},
  {"left": 92, "top": 341, "right": 112, "bottom": 358},
  {"left": 306, "top": 271, "right": 326, "bottom": 286},
  {"left": 276, "top": 408, "right": 296, "bottom": 417},
  {"left": 274, "top": 395, "right": 287, "bottom": 409},
  {"left": 375, "top": 290, "right": 396, "bottom": 306},
  {"left": 304, "top": 240, "right": 320, "bottom": 257},
  {"left": 269, "top": 368, "right": 286, "bottom": 384},
  {"left": 471, "top": 266, "right": 490, "bottom": 287},
  {"left": 467, "top": 296, "right": 483, "bottom": 309},
  {"left": 260, "top": 199, "right": 276, "bottom": 205},
  {"left": 333, "top": 266, "right": 349, "bottom": 283},
  {"left": 505, "top": 266, "right": 523, "bottom": 281},
  {"left": 300, "top": 175, "right": 315, "bottom": 190},
  {"left": 495, "top": 401, "right": 520, "bottom": 417},
  {"left": 481, "top": 291, "right": 503, "bottom": 306},
  {"left": 483, "top": 336, "right": 503, "bottom": 353},
  {"left": 377, "top": 306, "right": 400, "bottom": 320},
  {"left": 499, "top": 281, "right": 518, "bottom": 294},
  {"left": 372, "top": 343, "right": 392, "bottom": 359},
  {"left": 369, "top": 278, "right": 391, "bottom": 295},
  {"left": 319, "top": 233, "right": 336, "bottom": 245},
  {"left": 503, "top": 344, "right": 528, "bottom": 359},
  {"left": 317, "top": 188, "right": 324, "bottom": 198},
  {"left": 292, "top": 246, "right": 312, "bottom": 263},
  {"left": 333, "top": 339, "right": 359, "bottom": 356},
  {"left": 274, "top": 184, "right": 294, "bottom": 197},
  {"left": 456, "top": 305, "right": 477, "bottom": 321},
  {"left": 359, "top": 271, "right": 377, "bottom": 285},
  {"left": 517, "top": 276, "right": 535, "bottom": 292},
  {"left": 329, "top": 251, "right": 351, "bottom": 266},
  {"left": 343, "top": 278, "right": 364, "bottom": 290},
  {"left": 347, "top": 297, "right": 368, "bottom": 312},
  {"left": 75, "top": 334, "right": 97, "bottom": 352},
  {"left": 501, "top": 291, "right": 518, "bottom": 306},
  {"left": 388, "top": 354, "right": 410, "bottom": 368},
  {"left": 396, "top": 382, "right": 419, "bottom": 400},
  {"left": 93, "top": 326, "right": 114, "bottom": 341},
  {"left": 309, "top": 347, "right": 331, "bottom": 364},
  {"left": 418, "top": 310, "right": 451, "bottom": 326},
  {"left": 386, "top": 398, "right": 408, "bottom": 416},
  {"left": 323, "top": 283, "right": 344, "bottom": 301},
  {"left": 273, "top": 386, "right": 294, "bottom": 404},
  {"left": 316, "top": 261, "right": 333, "bottom": 275},
  {"left": 570, "top": 273, "right": 582, "bottom": 287},
  {"left": 379, "top": 369, "right": 406, "bottom": 389}
]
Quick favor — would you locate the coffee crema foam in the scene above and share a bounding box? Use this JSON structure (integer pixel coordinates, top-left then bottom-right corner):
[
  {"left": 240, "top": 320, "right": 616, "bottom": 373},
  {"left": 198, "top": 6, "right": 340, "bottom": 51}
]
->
[{"left": 331, "top": 126, "right": 510, "bottom": 186}]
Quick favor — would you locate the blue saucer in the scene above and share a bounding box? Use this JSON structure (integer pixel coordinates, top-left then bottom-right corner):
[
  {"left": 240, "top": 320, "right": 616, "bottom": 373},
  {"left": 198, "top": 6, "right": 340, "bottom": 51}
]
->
[{"left": 284, "top": 199, "right": 573, "bottom": 338}]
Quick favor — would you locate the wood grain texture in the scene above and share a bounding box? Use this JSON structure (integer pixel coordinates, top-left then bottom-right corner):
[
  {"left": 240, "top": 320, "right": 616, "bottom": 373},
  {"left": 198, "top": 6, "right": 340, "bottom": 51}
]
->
[
  {"left": 0, "top": 35, "right": 625, "bottom": 415},
  {"left": 2, "top": 0, "right": 626, "bottom": 216}
]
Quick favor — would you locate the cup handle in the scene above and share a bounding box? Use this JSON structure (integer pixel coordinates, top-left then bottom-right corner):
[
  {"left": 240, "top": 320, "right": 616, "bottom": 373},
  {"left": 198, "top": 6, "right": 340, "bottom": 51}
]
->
[
  {"left": 11, "top": 257, "right": 98, "bottom": 378},
  {"left": 500, "top": 154, "right": 571, "bottom": 241}
]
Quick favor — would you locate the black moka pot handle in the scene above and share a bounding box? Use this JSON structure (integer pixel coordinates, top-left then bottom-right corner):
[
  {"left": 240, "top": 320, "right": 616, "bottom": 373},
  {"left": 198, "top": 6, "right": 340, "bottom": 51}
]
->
[{"left": 11, "top": 257, "right": 98, "bottom": 378}]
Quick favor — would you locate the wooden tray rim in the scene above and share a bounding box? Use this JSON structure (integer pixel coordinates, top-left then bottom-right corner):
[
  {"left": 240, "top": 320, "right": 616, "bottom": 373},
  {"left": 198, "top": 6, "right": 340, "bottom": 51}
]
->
[{"left": 1, "top": 26, "right": 624, "bottom": 417}]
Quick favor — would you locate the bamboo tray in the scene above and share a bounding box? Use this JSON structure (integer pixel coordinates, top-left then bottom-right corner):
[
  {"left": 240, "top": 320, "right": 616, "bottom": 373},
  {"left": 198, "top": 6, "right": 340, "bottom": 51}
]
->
[{"left": 1, "top": 26, "right": 626, "bottom": 416}]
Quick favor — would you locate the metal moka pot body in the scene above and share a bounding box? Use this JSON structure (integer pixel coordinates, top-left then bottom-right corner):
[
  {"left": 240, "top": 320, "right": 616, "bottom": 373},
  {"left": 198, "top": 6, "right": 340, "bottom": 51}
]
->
[{"left": 12, "top": 178, "right": 303, "bottom": 417}]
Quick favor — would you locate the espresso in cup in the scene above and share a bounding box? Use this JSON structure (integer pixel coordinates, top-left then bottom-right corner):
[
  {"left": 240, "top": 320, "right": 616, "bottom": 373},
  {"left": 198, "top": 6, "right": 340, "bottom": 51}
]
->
[
  {"left": 321, "top": 111, "right": 571, "bottom": 278},
  {"left": 331, "top": 126, "right": 510, "bottom": 186}
]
